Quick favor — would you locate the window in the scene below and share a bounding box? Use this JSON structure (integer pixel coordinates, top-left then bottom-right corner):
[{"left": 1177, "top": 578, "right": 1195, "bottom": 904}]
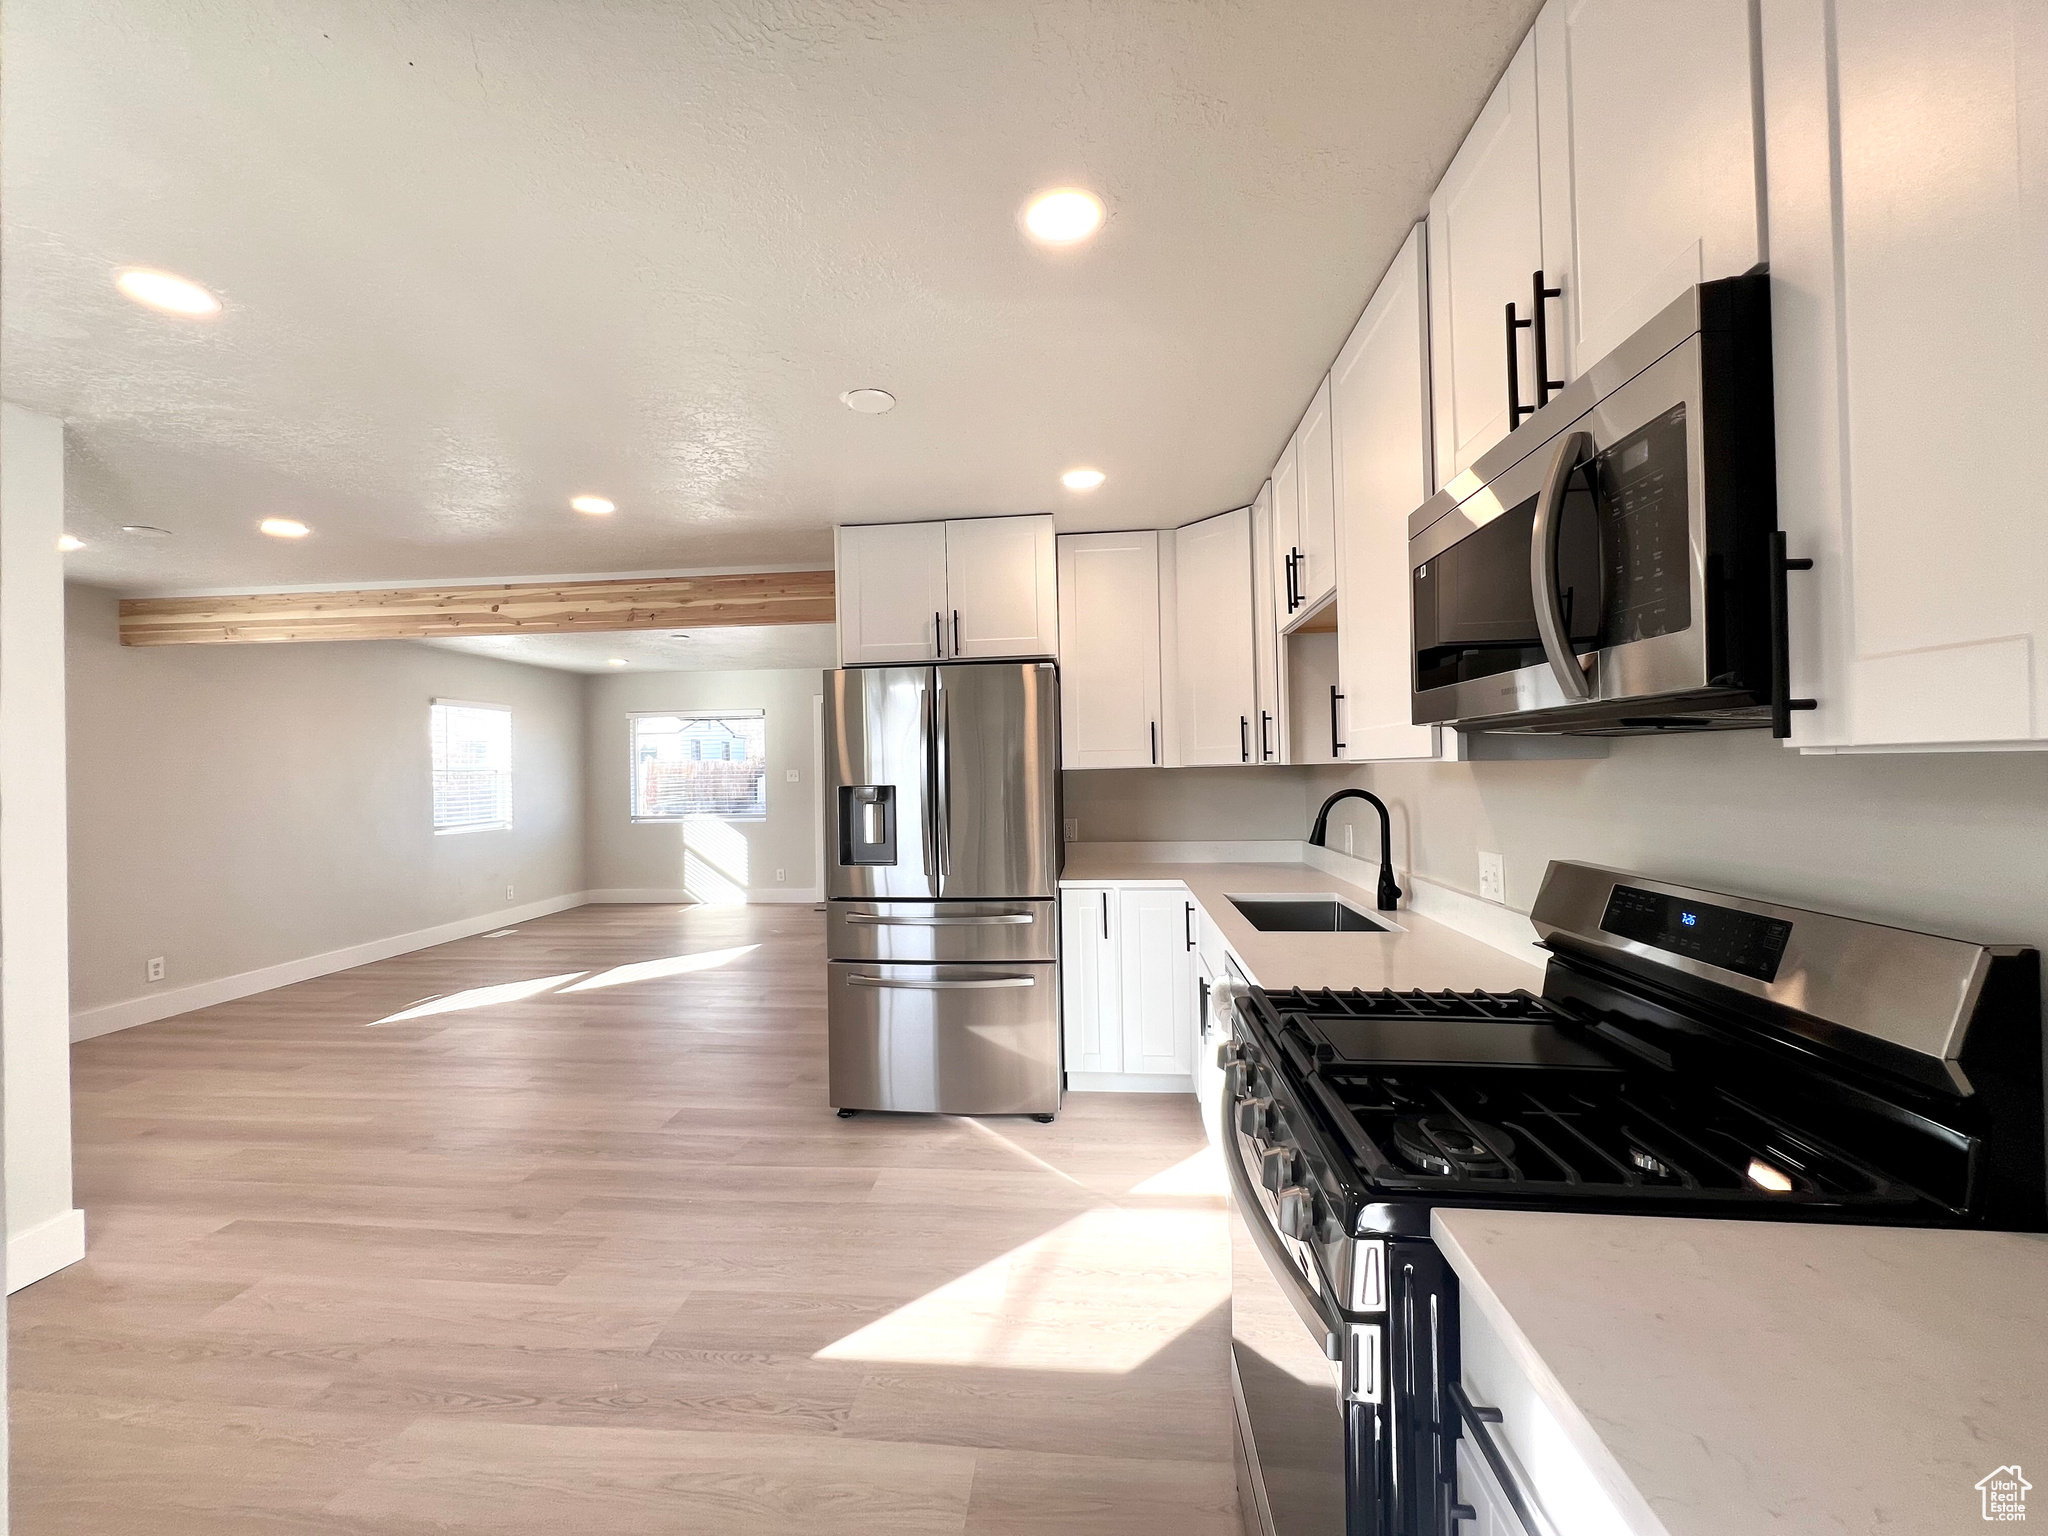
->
[
  {"left": 430, "top": 701, "right": 512, "bottom": 831},
  {"left": 631, "top": 711, "right": 767, "bottom": 820}
]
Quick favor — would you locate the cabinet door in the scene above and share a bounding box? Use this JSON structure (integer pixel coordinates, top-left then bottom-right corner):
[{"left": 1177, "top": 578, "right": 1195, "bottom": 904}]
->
[
  {"left": 1172, "top": 508, "right": 1258, "bottom": 766},
  {"left": 1536, "top": 0, "right": 1764, "bottom": 378},
  {"left": 1249, "top": 480, "right": 1288, "bottom": 763},
  {"left": 1056, "top": 532, "right": 1163, "bottom": 769},
  {"left": 1428, "top": 30, "right": 1543, "bottom": 487},
  {"left": 1059, "top": 887, "right": 1120, "bottom": 1075},
  {"left": 1762, "top": 0, "right": 2048, "bottom": 749},
  {"left": 1269, "top": 430, "right": 1302, "bottom": 623},
  {"left": 945, "top": 515, "right": 1058, "bottom": 659},
  {"left": 1332, "top": 223, "right": 1442, "bottom": 762},
  {"left": 1293, "top": 376, "right": 1338, "bottom": 612},
  {"left": 836, "top": 522, "right": 948, "bottom": 665},
  {"left": 1117, "top": 887, "right": 1197, "bottom": 1077}
]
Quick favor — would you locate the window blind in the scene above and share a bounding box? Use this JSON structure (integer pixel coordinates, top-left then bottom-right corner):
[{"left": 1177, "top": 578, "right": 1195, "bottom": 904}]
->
[
  {"left": 431, "top": 702, "right": 512, "bottom": 830},
  {"left": 631, "top": 711, "right": 767, "bottom": 819}
]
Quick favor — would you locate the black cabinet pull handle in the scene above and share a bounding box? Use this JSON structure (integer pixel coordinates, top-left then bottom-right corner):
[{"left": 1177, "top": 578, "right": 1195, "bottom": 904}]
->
[
  {"left": 1769, "top": 530, "right": 1817, "bottom": 739},
  {"left": 1329, "top": 685, "right": 1346, "bottom": 757},
  {"left": 1240, "top": 715, "right": 1250, "bottom": 763},
  {"left": 1101, "top": 890, "right": 1109, "bottom": 938},
  {"left": 1149, "top": 720, "right": 1158, "bottom": 765},
  {"left": 1532, "top": 269, "right": 1564, "bottom": 407},
  {"left": 933, "top": 611, "right": 943, "bottom": 659},
  {"left": 1292, "top": 547, "right": 1305, "bottom": 610},
  {"left": 952, "top": 609, "right": 960, "bottom": 655},
  {"left": 1260, "top": 710, "right": 1274, "bottom": 761},
  {"left": 1283, "top": 549, "right": 1296, "bottom": 612},
  {"left": 1184, "top": 901, "right": 1196, "bottom": 952},
  {"left": 1506, "top": 300, "right": 1534, "bottom": 427}
]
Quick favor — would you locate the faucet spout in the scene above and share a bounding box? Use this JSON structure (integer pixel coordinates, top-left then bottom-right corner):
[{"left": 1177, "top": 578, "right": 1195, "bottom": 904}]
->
[{"left": 1308, "top": 789, "right": 1403, "bottom": 911}]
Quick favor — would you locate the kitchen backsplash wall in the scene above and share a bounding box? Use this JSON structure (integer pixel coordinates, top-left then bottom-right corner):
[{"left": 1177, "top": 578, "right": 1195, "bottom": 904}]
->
[{"left": 1067, "top": 734, "right": 2048, "bottom": 956}]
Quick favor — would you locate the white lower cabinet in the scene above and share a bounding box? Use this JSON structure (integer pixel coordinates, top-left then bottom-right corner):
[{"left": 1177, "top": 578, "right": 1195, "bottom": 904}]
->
[{"left": 1059, "top": 884, "right": 1200, "bottom": 1087}]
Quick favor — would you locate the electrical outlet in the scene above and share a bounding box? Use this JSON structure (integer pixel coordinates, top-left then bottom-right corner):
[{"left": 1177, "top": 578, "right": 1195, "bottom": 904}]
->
[
  {"left": 506, "top": 884, "right": 515, "bottom": 902},
  {"left": 1343, "top": 823, "right": 1355, "bottom": 856},
  {"left": 1478, "top": 851, "right": 1506, "bottom": 904},
  {"left": 775, "top": 867, "right": 786, "bottom": 883},
  {"left": 1064, "top": 818, "right": 1079, "bottom": 843},
  {"left": 785, "top": 768, "right": 800, "bottom": 783},
  {"left": 145, "top": 956, "right": 165, "bottom": 984}
]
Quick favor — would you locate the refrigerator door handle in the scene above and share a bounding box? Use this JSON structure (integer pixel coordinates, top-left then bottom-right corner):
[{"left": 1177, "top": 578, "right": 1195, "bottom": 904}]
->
[
  {"left": 935, "top": 683, "right": 952, "bottom": 883},
  {"left": 921, "top": 678, "right": 939, "bottom": 885},
  {"left": 847, "top": 973, "right": 1037, "bottom": 991},
  {"left": 845, "top": 912, "right": 1033, "bottom": 927}
]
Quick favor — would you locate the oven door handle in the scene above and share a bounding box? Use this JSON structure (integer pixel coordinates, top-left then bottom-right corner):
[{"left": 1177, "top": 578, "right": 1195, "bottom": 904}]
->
[
  {"left": 1528, "top": 429, "right": 1596, "bottom": 703},
  {"left": 1450, "top": 1379, "right": 1563, "bottom": 1536},
  {"left": 1221, "top": 1093, "right": 1342, "bottom": 1361}
]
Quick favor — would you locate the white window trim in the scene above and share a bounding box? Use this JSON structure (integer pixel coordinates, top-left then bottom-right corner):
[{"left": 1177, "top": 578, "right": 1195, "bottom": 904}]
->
[
  {"left": 627, "top": 708, "right": 769, "bottom": 823},
  {"left": 430, "top": 698, "right": 514, "bottom": 834}
]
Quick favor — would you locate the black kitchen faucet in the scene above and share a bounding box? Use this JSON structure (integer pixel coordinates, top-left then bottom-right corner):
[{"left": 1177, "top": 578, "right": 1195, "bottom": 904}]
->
[{"left": 1308, "top": 789, "right": 1402, "bottom": 911}]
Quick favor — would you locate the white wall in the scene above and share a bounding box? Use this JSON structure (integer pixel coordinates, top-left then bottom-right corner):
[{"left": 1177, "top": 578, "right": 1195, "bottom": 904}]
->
[
  {"left": 3, "top": 402, "right": 82, "bottom": 1296},
  {"left": 1067, "top": 730, "right": 2048, "bottom": 958},
  {"left": 584, "top": 668, "right": 823, "bottom": 902},
  {"left": 65, "top": 584, "right": 588, "bottom": 1035}
]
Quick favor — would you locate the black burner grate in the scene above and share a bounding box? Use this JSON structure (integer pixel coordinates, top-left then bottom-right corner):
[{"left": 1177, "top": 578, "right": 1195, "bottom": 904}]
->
[{"left": 1266, "top": 986, "right": 1570, "bottom": 1023}]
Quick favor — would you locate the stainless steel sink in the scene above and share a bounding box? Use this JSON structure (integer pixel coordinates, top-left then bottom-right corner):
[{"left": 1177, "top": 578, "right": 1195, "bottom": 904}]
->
[{"left": 1227, "top": 895, "right": 1388, "bottom": 933}]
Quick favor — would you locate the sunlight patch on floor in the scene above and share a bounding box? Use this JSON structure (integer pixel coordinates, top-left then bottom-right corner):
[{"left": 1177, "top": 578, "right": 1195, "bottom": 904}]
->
[
  {"left": 814, "top": 1205, "right": 1227, "bottom": 1373},
  {"left": 559, "top": 945, "right": 759, "bottom": 992},
  {"left": 1129, "top": 1142, "right": 1226, "bottom": 1197},
  {"left": 368, "top": 972, "right": 587, "bottom": 1025}
]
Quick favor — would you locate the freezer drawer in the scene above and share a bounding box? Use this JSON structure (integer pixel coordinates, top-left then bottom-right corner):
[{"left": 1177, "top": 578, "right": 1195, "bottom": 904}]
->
[
  {"left": 828, "top": 961, "right": 1061, "bottom": 1115},
  {"left": 827, "top": 900, "right": 1057, "bottom": 964}
]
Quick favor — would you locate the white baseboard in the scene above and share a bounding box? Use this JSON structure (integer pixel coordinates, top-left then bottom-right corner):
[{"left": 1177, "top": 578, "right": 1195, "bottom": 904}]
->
[
  {"left": 8, "top": 1207, "right": 85, "bottom": 1293},
  {"left": 583, "top": 888, "right": 824, "bottom": 905},
  {"left": 1066, "top": 1072, "right": 1195, "bottom": 1095},
  {"left": 69, "top": 891, "right": 592, "bottom": 1043}
]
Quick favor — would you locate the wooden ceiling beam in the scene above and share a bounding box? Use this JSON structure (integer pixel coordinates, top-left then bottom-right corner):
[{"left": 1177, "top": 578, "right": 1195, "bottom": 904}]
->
[{"left": 118, "top": 570, "right": 836, "bottom": 646}]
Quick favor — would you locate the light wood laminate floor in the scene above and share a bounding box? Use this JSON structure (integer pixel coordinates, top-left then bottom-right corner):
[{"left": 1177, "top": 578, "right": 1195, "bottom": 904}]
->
[{"left": 12, "top": 903, "right": 1238, "bottom": 1534}]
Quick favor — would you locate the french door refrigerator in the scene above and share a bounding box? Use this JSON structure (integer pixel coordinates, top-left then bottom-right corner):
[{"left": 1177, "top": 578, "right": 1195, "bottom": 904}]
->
[{"left": 824, "top": 661, "right": 1061, "bottom": 1118}]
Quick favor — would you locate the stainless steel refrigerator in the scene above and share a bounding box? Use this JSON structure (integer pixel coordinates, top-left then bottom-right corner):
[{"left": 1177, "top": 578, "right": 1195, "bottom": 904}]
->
[{"left": 824, "top": 661, "right": 1061, "bottom": 1118}]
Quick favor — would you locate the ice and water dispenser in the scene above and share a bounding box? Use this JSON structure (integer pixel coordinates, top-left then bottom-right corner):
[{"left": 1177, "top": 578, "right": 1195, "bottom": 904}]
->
[{"left": 839, "top": 784, "right": 896, "bottom": 867}]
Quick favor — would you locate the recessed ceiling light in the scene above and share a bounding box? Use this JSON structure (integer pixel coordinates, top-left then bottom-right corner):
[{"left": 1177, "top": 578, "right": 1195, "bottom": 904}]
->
[
  {"left": 571, "top": 495, "right": 615, "bottom": 515},
  {"left": 1023, "top": 188, "right": 1105, "bottom": 245},
  {"left": 120, "top": 524, "right": 173, "bottom": 537},
  {"left": 607, "top": 657, "right": 628, "bottom": 666},
  {"left": 840, "top": 388, "right": 896, "bottom": 414},
  {"left": 114, "top": 268, "right": 221, "bottom": 318},
  {"left": 259, "top": 518, "right": 310, "bottom": 539},
  {"left": 56, "top": 534, "right": 84, "bottom": 553},
  {"left": 1061, "top": 467, "right": 1107, "bottom": 491}
]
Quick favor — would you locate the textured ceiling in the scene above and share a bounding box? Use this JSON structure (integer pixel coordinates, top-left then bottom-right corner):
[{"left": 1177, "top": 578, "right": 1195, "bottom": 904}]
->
[
  {"left": 419, "top": 624, "right": 838, "bottom": 675},
  {"left": 4, "top": 0, "right": 1539, "bottom": 595}
]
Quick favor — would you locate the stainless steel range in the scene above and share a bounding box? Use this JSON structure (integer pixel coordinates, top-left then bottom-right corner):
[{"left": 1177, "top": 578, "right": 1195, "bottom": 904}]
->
[{"left": 1223, "top": 861, "right": 2044, "bottom": 1536}]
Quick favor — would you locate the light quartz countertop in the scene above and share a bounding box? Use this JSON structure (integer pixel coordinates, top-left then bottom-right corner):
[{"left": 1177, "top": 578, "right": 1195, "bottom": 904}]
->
[
  {"left": 1433, "top": 1208, "right": 2048, "bottom": 1536},
  {"left": 1057, "top": 847, "right": 1544, "bottom": 994}
]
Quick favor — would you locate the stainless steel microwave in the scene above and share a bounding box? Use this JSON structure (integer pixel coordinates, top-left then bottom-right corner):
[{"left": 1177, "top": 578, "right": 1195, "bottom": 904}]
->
[{"left": 1408, "top": 275, "right": 1784, "bottom": 735}]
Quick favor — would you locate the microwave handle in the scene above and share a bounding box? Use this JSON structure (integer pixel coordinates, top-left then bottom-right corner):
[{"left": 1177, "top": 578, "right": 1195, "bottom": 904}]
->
[{"left": 1529, "top": 430, "right": 1596, "bottom": 703}]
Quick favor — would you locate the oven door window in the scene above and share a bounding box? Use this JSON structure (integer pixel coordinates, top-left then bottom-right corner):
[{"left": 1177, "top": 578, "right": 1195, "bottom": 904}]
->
[{"left": 1413, "top": 407, "right": 1691, "bottom": 693}]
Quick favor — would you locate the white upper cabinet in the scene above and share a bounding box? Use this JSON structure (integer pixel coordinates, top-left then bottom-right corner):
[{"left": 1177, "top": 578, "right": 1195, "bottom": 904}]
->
[
  {"left": 1331, "top": 224, "right": 1442, "bottom": 763},
  {"left": 836, "top": 515, "right": 1057, "bottom": 666},
  {"left": 1249, "top": 480, "right": 1287, "bottom": 763},
  {"left": 1762, "top": 0, "right": 2048, "bottom": 751},
  {"left": 836, "top": 521, "right": 949, "bottom": 664},
  {"left": 1056, "top": 531, "right": 1164, "bottom": 769},
  {"left": 944, "top": 515, "right": 1058, "bottom": 659},
  {"left": 1428, "top": 30, "right": 1544, "bottom": 487},
  {"left": 1171, "top": 508, "right": 1259, "bottom": 766},
  {"left": 1268, "top": 428, "right": 1302, "bottom": 624},
  {"left": 1292, "top": 377, "right": 1338, "bottom": 615},
  {"left": 1535, "top": 0, "right": 1765, "bottom": 378}
]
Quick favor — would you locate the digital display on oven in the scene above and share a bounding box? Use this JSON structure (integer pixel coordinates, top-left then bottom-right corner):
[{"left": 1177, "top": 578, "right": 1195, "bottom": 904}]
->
[{"left": 1598, "top": 885, "right": 1793, "bottom": 982}]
